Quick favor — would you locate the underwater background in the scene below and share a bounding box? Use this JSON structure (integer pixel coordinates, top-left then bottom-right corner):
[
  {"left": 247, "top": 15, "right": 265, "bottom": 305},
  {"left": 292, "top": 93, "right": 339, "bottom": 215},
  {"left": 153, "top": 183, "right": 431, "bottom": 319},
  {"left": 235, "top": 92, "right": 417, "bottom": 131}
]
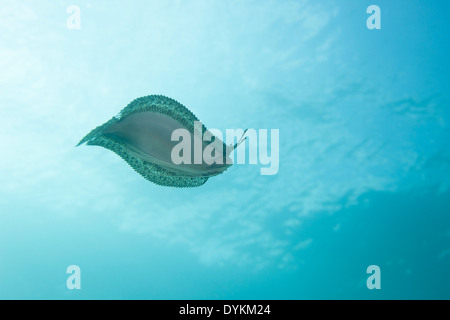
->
[{"left": 0, "top": 0, "right": 449, "bottom": 299}]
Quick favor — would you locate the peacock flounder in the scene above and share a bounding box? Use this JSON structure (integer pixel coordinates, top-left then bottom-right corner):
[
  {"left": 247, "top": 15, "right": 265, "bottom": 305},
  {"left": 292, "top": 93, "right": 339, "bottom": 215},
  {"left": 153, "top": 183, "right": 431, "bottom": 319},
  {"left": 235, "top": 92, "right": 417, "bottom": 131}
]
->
[{"left": 76, "top": 95, "right": 246, "bottom": 188}]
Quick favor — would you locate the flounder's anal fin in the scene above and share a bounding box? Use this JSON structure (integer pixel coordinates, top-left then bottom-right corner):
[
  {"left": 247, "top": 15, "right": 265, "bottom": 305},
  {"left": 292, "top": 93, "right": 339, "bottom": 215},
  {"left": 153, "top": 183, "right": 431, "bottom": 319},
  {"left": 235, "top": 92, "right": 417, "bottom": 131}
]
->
[{"left": 86, "top": 135, "right": 209, "bottom": 188}]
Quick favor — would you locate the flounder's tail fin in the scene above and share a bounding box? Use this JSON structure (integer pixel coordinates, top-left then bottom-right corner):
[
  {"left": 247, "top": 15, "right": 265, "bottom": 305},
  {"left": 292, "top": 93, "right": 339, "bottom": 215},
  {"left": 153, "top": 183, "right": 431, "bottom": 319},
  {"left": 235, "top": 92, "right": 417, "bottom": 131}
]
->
[{"left": 75, "top": 117, "right": 119, "bottom": 147}]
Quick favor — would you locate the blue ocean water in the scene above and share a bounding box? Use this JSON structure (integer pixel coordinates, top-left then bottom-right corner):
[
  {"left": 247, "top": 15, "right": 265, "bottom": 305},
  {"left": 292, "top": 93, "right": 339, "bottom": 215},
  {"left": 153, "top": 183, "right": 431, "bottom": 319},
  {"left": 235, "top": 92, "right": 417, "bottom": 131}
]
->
[{"left": 0, "top": 0, "right": 449, "bottom": 299}]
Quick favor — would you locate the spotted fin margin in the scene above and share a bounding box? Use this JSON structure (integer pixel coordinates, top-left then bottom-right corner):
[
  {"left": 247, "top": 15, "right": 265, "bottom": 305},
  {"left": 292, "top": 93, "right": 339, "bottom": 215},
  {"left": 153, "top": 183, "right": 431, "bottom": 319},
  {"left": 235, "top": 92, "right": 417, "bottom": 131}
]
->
[
  {"left": 86, "top": 135, "right": 208, "bottom": 188},
  {"left": 117, "top": 95, "right": 222, "bottom": 143},
  {"left": 76, "top": 95, "right": 212, "bottom": 188}
]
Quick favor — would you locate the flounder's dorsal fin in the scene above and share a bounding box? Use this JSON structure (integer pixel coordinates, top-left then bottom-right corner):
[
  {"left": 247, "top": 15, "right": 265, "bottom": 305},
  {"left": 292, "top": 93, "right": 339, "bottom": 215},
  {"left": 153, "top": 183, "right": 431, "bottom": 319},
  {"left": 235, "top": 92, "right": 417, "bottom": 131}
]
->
[
  {"left": 117, "top": 95, "right": 226, "bottom": 146},
  {"left": 117, "top": 95, "right": 203, "bottom": 134}
]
